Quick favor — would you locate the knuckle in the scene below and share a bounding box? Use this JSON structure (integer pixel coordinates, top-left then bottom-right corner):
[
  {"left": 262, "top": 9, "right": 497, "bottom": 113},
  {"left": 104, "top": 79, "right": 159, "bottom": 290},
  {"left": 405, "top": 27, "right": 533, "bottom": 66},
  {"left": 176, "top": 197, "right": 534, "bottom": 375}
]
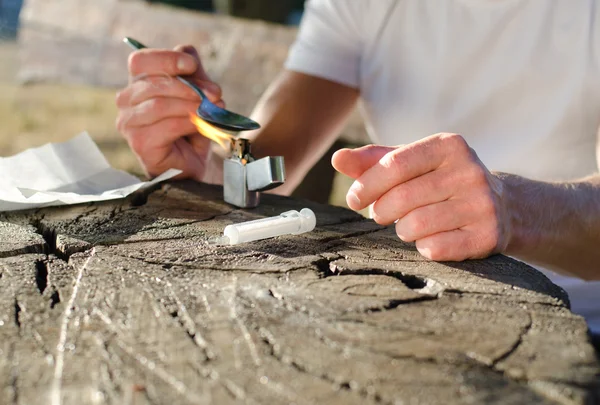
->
[
  {"left": 363, "top": 144, "right": 381, "bottom": 156},
  {"left": 464, "top": 224, "right": 500, "bottom": 259},
  {"left": 168, "top": 54, "right": 181, "bottom": 74},
  {"left": 391, "top": 184, "right": 410, "bottom": 206},
  {"left": 384, "top": 150, "right": 409, "bottom": 174},
  {"left": 466, "top": 164, "right": 488, "bottom": 186},
  {"left": 406, "top": 214, "right": 428, "bottom": 238},
  {"left": 145, "top": 97, "right": 167, "bottom": 115},
  {"left": 441, "top": 133, "right": 469, "bottom": 154}
]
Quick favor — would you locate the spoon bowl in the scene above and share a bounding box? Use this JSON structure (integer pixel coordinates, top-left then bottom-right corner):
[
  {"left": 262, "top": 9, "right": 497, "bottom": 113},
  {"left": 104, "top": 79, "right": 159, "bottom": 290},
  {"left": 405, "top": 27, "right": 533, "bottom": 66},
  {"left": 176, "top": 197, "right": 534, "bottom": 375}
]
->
[{"left": 123, "top": 37, "right": 260, "bottom": 132}]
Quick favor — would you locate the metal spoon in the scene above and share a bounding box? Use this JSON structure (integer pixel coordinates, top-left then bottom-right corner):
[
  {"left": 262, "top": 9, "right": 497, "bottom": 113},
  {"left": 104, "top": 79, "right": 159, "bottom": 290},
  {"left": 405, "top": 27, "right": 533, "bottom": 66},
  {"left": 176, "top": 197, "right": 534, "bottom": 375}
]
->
[{"left": 123, "top": 37, "right": 260, "bottom": 132}]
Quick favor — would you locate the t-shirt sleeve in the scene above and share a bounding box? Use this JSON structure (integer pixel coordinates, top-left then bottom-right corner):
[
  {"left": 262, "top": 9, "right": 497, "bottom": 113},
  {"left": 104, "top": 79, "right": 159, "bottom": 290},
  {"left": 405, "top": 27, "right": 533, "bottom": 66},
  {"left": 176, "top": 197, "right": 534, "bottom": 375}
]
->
[{"left": 284, "top": 0, "right": 364, "bottom": 89}]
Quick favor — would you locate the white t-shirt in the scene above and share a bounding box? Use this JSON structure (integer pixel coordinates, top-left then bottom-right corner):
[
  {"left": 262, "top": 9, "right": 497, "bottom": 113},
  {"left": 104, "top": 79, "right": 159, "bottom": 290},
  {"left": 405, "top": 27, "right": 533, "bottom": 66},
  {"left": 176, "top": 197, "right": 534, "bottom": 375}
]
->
[{"left": 285, "top": 0, "right": 600, "bottom": 333}]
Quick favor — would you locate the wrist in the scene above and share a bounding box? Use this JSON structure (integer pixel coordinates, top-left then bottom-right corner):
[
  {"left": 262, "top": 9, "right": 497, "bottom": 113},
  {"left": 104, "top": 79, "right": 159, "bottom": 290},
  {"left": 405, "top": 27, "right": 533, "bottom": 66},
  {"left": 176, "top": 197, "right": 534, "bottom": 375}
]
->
[{"left": 492, "top": 172, "right": 539, "bottom": 257}]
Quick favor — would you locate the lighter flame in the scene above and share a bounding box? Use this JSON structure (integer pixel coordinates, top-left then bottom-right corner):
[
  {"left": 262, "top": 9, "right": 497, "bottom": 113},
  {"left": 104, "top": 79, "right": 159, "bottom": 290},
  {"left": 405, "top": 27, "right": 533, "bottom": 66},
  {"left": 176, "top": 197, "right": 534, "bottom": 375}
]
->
[{"left": 189, "top": 113, "right": 233, "bottom": 150}]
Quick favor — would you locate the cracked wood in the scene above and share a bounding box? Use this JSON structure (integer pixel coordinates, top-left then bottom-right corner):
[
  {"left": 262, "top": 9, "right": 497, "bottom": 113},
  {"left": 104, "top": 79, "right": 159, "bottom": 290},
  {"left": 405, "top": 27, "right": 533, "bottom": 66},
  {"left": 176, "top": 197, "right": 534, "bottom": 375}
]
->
[{"left": 0, "top": 180, "right": 598, "bottom": 405}]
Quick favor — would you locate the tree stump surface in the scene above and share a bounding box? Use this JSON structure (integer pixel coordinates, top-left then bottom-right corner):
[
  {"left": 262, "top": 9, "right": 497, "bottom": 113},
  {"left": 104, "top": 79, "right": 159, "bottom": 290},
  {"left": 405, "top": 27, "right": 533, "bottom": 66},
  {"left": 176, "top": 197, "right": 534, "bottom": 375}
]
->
[{"left": 0, "top": 181, "right": 598, "bottom": 405}]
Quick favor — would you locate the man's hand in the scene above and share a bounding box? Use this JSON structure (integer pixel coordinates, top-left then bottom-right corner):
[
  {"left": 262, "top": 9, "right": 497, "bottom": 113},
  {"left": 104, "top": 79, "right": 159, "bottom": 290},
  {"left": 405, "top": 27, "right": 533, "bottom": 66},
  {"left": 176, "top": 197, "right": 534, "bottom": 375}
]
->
[
  {"left": 116, "top": 45, "right": 224, "bottom": 181},
  {"left": 332, "top": 133, "right": 511, "bottom": 261}
]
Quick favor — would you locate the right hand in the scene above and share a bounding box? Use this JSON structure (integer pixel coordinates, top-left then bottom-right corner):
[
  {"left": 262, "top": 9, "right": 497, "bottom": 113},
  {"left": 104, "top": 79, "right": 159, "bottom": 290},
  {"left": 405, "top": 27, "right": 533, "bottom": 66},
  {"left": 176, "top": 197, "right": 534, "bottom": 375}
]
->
[{"left": 116, "top": 45, "right": 224, "bottom": 181}]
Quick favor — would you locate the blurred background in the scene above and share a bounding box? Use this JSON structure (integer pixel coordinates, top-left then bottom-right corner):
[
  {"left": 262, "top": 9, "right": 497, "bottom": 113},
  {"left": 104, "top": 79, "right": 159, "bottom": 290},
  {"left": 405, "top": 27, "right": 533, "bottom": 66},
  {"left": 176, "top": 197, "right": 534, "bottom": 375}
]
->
[{"left": 0, "top": 0, "right": 368, "bottom": 209}]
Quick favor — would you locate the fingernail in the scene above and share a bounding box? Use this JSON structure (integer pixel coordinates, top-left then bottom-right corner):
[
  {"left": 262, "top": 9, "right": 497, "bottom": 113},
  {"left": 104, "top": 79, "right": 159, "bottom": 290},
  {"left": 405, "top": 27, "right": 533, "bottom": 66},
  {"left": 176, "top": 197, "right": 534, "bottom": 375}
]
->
[
  {"left": 177, "top": 56, "right": 195, "bottom": 72},
  {"left": 346, "top": 191, "right": 361, "bottom": 209},
  {"left": 418, "top": 246, "right": 431, "bottom": 259}
]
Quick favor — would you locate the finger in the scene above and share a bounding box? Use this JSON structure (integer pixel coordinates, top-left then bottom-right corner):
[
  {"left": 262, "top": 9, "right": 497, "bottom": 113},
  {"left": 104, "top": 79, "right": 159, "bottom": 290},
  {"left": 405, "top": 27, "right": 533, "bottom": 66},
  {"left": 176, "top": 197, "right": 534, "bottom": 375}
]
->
[
  {"left": 371, "top": 167, "right": 469, "bottom": 225},
  {"left": 117, "top": 76, "right": 199, "bottom": 108},
  {"left": 332, "top": 144, "right": 397, "bottom": 179},
  {"left": 347, "top": 134, "right": 468, "bottom": 211},
  {"left": 128, "top": 49, "right": 198, "bottom": 79},
  {"left": 117, "top": 76, "right": 222, "bottom": 108},
  {"left": 124, "top": 116, "right": 199, "bottom": 157},
  {"left": 415, "top": 227, "right": 499, "bottom": 261},
  {"left": 394, "top": 199, "right": 474, "bottom": 242},
  {"left": 117, "top": 98, "right": 200, "bottom": 129},
  {"left": 174, "top": 45, "right": 211, "bottom": 82},
  {"left": 174, "top": 45, "right": 224, "bottom": 102}
]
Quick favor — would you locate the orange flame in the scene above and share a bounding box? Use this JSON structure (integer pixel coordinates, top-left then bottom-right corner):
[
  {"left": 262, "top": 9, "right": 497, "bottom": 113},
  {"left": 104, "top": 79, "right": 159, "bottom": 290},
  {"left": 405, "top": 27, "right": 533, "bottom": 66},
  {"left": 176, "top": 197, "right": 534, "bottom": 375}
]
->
[{"left": 189, "top": 113, "right": 233, "bottom": 151}]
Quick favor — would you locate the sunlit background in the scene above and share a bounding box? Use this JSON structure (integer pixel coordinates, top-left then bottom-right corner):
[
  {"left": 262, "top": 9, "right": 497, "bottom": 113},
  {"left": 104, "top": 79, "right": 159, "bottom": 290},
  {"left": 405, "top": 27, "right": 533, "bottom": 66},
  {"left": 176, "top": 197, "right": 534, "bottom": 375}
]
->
[{"left": 0, "top": 0, "right": 366, "bottom": 208}]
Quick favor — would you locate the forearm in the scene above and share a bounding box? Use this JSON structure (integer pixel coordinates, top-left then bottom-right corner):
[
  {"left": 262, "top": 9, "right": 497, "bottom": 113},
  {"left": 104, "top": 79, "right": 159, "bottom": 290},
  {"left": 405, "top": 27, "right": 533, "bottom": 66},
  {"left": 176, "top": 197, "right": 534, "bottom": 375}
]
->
[{"left": 500, "top": 172, "right": 600, "bottom": 280}]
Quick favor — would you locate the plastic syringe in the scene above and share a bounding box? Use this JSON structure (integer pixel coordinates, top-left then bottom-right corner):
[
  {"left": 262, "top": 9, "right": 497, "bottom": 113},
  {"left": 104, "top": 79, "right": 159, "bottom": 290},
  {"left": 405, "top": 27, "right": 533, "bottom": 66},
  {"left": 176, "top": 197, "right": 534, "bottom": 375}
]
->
[{"left": 213, "top": 208, "right": 316, "bottom": 245}]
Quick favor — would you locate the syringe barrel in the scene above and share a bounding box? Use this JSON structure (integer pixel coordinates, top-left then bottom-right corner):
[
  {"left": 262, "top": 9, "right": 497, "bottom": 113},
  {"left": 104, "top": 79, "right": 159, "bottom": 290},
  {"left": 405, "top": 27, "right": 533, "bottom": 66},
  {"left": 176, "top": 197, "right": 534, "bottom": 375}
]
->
[{"left": 223, "top": 208, "right": 316, "bottom": 244}]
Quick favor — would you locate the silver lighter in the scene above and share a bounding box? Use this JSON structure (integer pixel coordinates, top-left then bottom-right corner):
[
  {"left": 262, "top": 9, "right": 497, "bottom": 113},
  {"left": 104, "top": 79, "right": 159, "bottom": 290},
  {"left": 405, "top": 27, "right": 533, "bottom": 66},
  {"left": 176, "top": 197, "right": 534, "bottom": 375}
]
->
[{"left": 223, "top": 138, "right": 285, "bottom": 208}]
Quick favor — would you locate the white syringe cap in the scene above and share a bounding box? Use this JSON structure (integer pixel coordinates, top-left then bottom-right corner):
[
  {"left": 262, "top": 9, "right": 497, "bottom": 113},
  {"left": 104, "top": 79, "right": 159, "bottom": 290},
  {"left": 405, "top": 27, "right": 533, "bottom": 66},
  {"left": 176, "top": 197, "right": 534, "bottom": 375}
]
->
[
  {"left": 292, "top": 208, "right": 316, "bottom": 234},
  {"left": 221, "top": 208, "right": 317, "bottom": 245}
]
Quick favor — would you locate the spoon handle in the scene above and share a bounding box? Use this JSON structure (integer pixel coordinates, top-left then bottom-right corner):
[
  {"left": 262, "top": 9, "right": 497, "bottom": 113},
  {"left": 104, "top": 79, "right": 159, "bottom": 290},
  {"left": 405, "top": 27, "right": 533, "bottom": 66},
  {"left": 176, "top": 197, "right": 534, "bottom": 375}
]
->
[{"left": 122, "top": 37, "right": 207, "bottom": 102}]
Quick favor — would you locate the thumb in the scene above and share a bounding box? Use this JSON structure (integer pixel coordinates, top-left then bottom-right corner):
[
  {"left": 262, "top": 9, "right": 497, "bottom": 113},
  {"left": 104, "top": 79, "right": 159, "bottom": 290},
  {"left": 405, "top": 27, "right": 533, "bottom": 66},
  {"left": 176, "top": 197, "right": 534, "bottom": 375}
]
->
[
  {"left": 332, "top": 144, "right": 398, "bottom": 179},
  {"left": 174, "top": 44, "right": 210, "bottom": 81},
  {"left": 174, "top": 44, "right": 223, "bottom": 103}
]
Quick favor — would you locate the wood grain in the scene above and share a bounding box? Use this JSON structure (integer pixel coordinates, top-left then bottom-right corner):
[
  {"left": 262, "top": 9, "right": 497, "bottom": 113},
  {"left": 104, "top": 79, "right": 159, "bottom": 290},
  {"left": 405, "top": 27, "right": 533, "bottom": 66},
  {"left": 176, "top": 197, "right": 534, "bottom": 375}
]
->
[{"left": 0, "top": 181, "right": 598, "bottom": 404}]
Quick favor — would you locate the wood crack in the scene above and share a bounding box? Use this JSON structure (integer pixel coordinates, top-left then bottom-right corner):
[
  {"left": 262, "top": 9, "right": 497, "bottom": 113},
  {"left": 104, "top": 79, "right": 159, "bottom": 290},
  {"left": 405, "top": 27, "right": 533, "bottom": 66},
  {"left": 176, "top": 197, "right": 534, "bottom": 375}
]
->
[
  {"left": 49, "top": 290, "right": 61, "bottom": 309},
  {"left": 319, "top": 227, "right": 385, "bottom": 244},
  {"left": 259, "top": 327, "right": 385, "bottom": 404},
  {"left": 361, "top": 295, "right": 439, "bottom": 313},
  {"left": 32, "top": 218, "right": 57, "bottom": 256},
  {"left": 9, "top": 342, "right": 18, "bottom": 405},
  {"left": 128, "top": 182, "right": 165, "bottom": 207},
  {"left": 444, "top": 289, "right": 566, "bottom": 308},
  {"left": 491, "top": 313, "right": 533, "bottom": 368},
  {"left": 163, "top": 283, "right": 216, "bottom": 361},
  {"left": 94, "top": 308, "right": 211, "bottom": 405},
  {"left": 13, "top": 298, "right": 21, "bottom": 330},
  {"left": 51, "top": 249, "right": 95, "bottom": 405},
  {"left": 34, "top": 259, "right": 48, "bottom": 294},
  {"left": 325, "top": 267, "right": 429, "bottom": 290}
]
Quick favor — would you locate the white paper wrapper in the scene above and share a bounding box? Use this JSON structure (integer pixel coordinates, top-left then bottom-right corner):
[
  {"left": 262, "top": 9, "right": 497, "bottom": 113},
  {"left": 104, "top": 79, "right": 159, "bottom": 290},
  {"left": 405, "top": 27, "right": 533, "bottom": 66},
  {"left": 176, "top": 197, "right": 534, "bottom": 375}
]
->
[{"left": 0, "top": 132, "right": 181, "bottom": 212}]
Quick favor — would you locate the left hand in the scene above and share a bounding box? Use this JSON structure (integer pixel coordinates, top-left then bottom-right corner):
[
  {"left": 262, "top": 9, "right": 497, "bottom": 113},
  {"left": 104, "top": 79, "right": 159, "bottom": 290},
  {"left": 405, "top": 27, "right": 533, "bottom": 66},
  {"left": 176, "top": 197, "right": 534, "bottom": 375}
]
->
[{"left": 332, "top": 133, "right": 512, "bottom": 261}]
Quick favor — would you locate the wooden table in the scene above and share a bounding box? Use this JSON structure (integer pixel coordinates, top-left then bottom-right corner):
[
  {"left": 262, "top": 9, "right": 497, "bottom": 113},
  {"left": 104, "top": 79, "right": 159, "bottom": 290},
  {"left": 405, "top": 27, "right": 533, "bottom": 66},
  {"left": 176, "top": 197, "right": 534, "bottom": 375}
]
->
[{"left": 1, "top": 181, "right": 598, "bottom": 405}]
